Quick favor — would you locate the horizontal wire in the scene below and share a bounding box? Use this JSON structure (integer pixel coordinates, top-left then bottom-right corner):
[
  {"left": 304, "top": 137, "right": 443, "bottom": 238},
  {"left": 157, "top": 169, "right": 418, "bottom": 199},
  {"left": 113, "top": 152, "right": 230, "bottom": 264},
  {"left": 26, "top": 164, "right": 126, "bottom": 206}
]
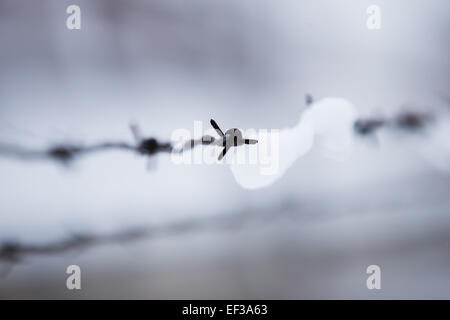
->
[
  {"left": 0, "top": 110, "right": 435, "bottom": 165},
  {"left": 0, "top": 198, "right": 299, "bottom": 275}
]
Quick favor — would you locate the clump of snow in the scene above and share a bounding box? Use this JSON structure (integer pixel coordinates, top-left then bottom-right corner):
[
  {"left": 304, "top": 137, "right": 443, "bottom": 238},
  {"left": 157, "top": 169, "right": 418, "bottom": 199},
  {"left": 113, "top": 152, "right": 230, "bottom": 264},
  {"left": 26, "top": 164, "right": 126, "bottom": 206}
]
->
[{"left": 230, "top": 97, "right": 358, "bottom": 189}]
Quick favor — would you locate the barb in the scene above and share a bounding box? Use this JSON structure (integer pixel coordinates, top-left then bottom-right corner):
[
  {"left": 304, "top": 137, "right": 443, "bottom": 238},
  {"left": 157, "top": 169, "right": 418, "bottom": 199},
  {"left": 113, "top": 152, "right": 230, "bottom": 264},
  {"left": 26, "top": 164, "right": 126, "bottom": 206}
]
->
[
  {"left": 353, "top": 110, "right": 434, "bottom": 135},
  {"left": 174, "top": 119, "right": 259, "bottom": 160}
]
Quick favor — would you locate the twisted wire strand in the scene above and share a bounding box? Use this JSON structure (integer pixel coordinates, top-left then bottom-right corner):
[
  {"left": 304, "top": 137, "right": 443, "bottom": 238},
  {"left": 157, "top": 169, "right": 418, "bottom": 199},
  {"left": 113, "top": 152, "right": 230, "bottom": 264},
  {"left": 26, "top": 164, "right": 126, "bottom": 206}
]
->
[{"left": 0, "top": 109, "right": 435, "bottom": 165}]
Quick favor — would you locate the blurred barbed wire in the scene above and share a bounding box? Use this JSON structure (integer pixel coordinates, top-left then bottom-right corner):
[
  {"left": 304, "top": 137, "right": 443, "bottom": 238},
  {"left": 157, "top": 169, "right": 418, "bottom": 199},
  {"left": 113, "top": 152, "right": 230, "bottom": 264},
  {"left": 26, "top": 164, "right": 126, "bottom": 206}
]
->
[
  {"left": 353, "top": 110, "right": 434, "bottom": 135},
  {"left": 0, "top": 196, "right": 301, "bottom": 275}
]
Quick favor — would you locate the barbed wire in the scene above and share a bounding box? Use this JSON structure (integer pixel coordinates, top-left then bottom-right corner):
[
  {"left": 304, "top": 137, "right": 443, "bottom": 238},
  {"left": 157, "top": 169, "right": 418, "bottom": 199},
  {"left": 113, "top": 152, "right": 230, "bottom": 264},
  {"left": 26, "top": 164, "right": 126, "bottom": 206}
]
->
[
  {"left": 0, "top": 108, "right": 436, "bottom": 166},
  {"left": 0, "top": 197, "right": 300, "bottom": 276},
  {"left": 0, "top": 100, "right": 444, "bottom": 273}
]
